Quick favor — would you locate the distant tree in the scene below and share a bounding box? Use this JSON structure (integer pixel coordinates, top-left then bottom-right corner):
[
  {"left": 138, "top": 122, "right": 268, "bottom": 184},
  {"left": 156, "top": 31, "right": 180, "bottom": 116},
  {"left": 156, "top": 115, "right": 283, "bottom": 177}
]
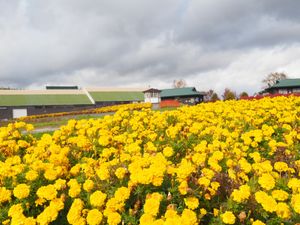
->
[
  {"left": 205, "top": 89, "right": 217, "bottom": 102},
  {"left": 262, "top": 72, "right": 288, "bottom": 88},
  {"left": 173, "top": 79, "right": 187, "bottom": 88},
  {"left": 0, "top": 87, "right": 12, "bottom": 90},
  {"left": 222, "top": 88, "right": 236, "bottom": 100},
  {"left": 239, "top": 91, "right": 249, "bottom": 99},
  {"left": 211, "top": 93, "right": 220, "bottom": 102}
]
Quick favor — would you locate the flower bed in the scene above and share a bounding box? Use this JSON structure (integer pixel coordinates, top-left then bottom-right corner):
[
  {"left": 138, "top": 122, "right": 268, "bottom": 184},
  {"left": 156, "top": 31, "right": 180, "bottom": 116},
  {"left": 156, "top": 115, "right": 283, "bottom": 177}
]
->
[
  {"left": 17, "top": 102, "right": 152, "bottom": 122},
  {"left": 1, "top": 96, "right": 300, "bottom": 224}
]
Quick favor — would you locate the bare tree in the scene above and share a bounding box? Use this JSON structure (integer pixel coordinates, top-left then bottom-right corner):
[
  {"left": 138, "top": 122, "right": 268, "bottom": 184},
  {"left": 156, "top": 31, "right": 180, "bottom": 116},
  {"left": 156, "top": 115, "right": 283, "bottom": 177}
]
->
[
  {"left": 173, "top": 79, "right": 187, "bottom": 88},
  {"left": 211, "top": 93, "right": 220, "bottom": 102},
  {"left": 205, "top": 89, "right": 216, "bottom": 102},
  {"left": 262, "top": 72, "right": 288, "bottom": 88}
]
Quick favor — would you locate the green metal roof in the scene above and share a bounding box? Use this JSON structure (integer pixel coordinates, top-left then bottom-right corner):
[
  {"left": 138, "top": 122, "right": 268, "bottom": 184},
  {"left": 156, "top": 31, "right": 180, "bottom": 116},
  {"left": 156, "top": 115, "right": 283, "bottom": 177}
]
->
[
  {"left": 0, "top": 94, "right": 92, "bottom": 106},
  {"left": 89, "top": 91, "right": 144, "bottom": 102},
  {"left": 270, "top": 79, "right": 300, "bottom": 88},
  {"left": 161, "top": 87, "right": 202, "bottom": 98}
]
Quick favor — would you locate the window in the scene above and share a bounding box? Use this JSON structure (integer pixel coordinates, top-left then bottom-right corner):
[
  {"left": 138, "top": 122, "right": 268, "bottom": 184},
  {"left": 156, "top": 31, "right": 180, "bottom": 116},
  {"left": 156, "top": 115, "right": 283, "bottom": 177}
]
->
[
  {"left": 292, "top": 88, "right": 300, "bottom": 93},
  {"left": 278, "top": 89, "right": 287, "bottom": 94},
  {"left": 146, "top": 92, "right": 159, "bottom": 98}
]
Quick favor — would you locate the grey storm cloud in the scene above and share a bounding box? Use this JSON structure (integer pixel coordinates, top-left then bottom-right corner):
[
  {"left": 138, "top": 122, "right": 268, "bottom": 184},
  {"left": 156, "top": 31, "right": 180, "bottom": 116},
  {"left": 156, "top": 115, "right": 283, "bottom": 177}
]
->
[{"left": 1, "top": 0, "right": 300, "bottom": 94}]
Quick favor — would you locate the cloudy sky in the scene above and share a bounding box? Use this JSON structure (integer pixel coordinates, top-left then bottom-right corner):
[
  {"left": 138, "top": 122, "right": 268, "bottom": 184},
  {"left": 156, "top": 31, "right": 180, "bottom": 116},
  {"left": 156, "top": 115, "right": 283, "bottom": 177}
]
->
[{"left": 1, "top": 0, "right": 300, "bottom": 95}]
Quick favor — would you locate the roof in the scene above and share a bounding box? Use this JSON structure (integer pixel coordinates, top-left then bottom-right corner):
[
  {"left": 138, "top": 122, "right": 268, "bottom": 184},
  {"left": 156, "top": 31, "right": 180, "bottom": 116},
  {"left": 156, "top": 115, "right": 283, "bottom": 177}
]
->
[
  {"left": 160, "top": 87, "right": 204, "bottom": 98},
  {"left": 0, "top": 94, "right": 92, "bottom": 106},
  {"left": 86, "top": 87, "right": 146, "bottom": 92},
  {"left": 0, "top": 90, "right": 92, "bottom": 106},
  {"left": 143, "top": 88, "right": 161, "bottom": 93},
  {"left": 268, "top": 79, "right": 300, "bottom": 88},
  {"left": 46, "top": 85, "right": 79, "bottom": 90},
  {"left": 0, "top": 90, "right": 85, "bottom": 95},
  {"left": 89, "top": 91, "right": 144, "bottom": 102}
]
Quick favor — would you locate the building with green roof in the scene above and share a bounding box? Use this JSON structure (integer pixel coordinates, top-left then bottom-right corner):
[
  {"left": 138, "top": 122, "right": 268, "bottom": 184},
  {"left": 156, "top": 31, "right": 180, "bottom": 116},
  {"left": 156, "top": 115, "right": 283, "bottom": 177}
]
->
[
  {"left": 0, "top": 88, "right": 147, "bottom": 120},
  {"left": 160, "top": 87, "right": 206, "bottom": 104},
  {"left": 265, "top": 79, "right": 300, "bottom": 94},
  {"left": 86, "top": 88, "right": 145, "bottom": 107},
  {"left": 0, "top": 90, "right": 94, "bottom": 120}
]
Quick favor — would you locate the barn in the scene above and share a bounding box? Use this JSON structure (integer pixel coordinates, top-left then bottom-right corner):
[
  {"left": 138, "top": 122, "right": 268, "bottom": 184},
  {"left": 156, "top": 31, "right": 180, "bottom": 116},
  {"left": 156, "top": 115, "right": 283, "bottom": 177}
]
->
[
  {"left": 0, "top": 89, "right": 94, "bottom": 120},
  {"left": 264, "top": 79, "right": 300, "bottom": 94},
  {"left": 87, "top": 88, "right": 145, "bottom": 107},
  {"left": 160, "top": 87, "right": 206, "bottom": 104}
]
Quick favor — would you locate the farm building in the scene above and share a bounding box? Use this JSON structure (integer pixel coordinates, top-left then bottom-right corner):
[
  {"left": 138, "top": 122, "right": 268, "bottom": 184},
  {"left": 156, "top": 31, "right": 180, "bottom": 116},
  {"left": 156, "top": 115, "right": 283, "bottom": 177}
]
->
[
  {"left": 87, "top": 88, "right": 145, "bottom": 107},
  {"left": 160, "top": 87, "right": 206, "bottom": 104},
  {"left": 143, "top": 88, "right": 161, "bottom": 104},
  {"left": 0, "top": 89, "right": 94, "bottom": 120},
  {"left": 264, "top": 79, "right": 300, "bottom": 94},
  {"left": 0, "top": 86, "right": 206, "bottom": 120}
]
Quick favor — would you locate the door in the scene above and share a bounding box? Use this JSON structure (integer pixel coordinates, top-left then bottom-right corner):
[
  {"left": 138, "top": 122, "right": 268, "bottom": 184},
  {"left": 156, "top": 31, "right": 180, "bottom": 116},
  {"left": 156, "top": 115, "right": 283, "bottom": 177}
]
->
[{"left": 12, "top": 108, "right": 27, "bottom": 119}]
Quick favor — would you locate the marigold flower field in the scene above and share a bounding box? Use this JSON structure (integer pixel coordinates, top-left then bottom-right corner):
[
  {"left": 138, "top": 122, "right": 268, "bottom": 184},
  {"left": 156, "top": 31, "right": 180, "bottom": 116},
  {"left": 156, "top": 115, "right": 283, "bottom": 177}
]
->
[{"left": 1, "top": 96, "right": 300, "bottom": 225}]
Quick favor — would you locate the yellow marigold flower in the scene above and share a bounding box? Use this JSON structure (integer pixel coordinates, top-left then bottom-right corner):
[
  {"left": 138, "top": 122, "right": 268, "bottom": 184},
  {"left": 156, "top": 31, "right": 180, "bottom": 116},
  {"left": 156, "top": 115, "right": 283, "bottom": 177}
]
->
[
  {"left": 67, "top": 179, "right": 81, "bottom": 198},
  {"left": 163, "top": 146, "right": 174, "bottom": 157},
  {"left": 276, "top": 202, "right": 291, "bottom": 219},
  {"left": 8, "top": 203, "right": 23, "bottom": 217},
  {"left": 165, "top": 208, "right": 179, "bottom": 219},
  {"left": 67, "top": 199, "right": 84, "bottom": 225},
  {"left": 184, "top": 197, "right": 199, "bottom": 210},
  {"left": 115, "top": 167, "right": 127, "bottom": 179},
  {"left": 221, "top": 211, "right": 236, "bottom": 224},
  {"left": 255, "top": 191, "right": 277, "bottom": 213},
  {"left": 98, "top": 135, "right": 110, "bottom": 146},
  {"left": 252, "top": 220, "right": 266, "bottom": 225},
  {"left": 44, "top": 168, "right": 59, "bottom": 181},
  {"left": 54, "top": 179, "right": 66, "bottom": 190},
  {"left": 181, "top": 209, "right": 197, "bottom": 225},
  {"left": 0, "top": 187, "right": 12, "bottom": 203},
  {"left": 70, "top": 164, "right": 81, "bottom": 176},
  {"left": 25, "top": 170, "right": 38, "bottom": 181},
  {"left": 140, "top": 213, "right": 154, "bottom": 225},
  {"left": 231, "top": 185, "right": 251, "bottom": 203},
  {"left": 176, "top": 159, "right": 195, "bottom": 181},
  {"left": 178, "top": 181, "right": 188, "bottom": 195},
  {"left": 90, "top": 191, "right": 107, "bottom": 208},
  {"left": 192, "top": 153, "right": 206, "bottom": 166},
  {"left": 249, "top": 152, "right": 261, "bottom": 163},
  {"left": 114, "top": 187, "right": 131, "bottom": 202},
  {"left": 86, "top": 209, "right": 103, "bottom": 225},
  {"left": 83, "top": 179, "right": 94, "bottom": 192},
  {"left": 258, "top": 173, "right": 275, "bottom": 190},
  {"left": 213, "top": 208, "right": 219, "bottom": 217},
  {"left": 13, "top": 183, "right": 30, "bottom": 199},
  {"left": 288, "top": 178, "right": 300, "bottom": 193},
  {"left": 152, "top": 219, "right": 164, "bottom": 225},
  {"left": 200, "top": 208, "right": 207, "bottom": 216},
  {"left": 291, "top": 194, "right": 300, "bottom": 214},
  {"left": 198, "top": 177, "right": 210, "bottom": 188},
  {"left": 271, "top": 189, "right": 289, "bottom": 201},
  {"left": 274, "top": 162, "right": 289, "bottom": 173},
  {"left": 36, "top": 199, "right": 63, "bottom": 225},
  {"left": 239, "top": 158, "right": 252, "bottom": 173},
  {"left": 107, "top": 212, "right": 121, "bottom": 225},
  {"left": 96, "top": 164, "right": 110, "bottom": 180},
  {"left": 211, "top": 181, "right": 220, "bottom": 191},
  {"left": 144, "top": 195, "right": 162, "bottom": 216},
  {"left": 37, "top": 185, "right": 57, "bottom": 201}
]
